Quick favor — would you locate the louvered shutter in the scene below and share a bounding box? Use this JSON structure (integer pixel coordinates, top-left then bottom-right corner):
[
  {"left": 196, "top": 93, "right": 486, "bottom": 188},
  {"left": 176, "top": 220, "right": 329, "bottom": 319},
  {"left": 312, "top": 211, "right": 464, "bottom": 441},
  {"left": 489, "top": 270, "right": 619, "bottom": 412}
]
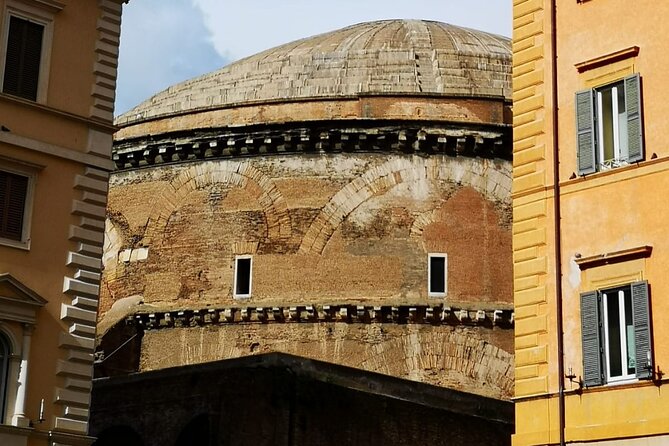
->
[
  {"left": 581, "top": 290, "right": 603, "bottom": 386},
  {"left": 3, "top": 16, "right": 44, "bottom": 101},
  {"left": 0, "top": 171, "right": 28, "bottom": 241},
  {"left": 624, "top": 74, "right": 644, "bottom": 163},
  {"left": 631, "top": 281, "right": 652, "bottom": 379},
  {"left": 575, "top": 89, "right": 596, "bottom": 175}
]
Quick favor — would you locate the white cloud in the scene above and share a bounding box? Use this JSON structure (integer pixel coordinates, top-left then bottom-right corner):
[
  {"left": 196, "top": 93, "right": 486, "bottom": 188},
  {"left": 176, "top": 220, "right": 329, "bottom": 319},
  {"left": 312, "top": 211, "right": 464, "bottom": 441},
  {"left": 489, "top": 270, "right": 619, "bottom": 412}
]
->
[{"left": 115, "top": 0, "right": 227, "bottom": 115}]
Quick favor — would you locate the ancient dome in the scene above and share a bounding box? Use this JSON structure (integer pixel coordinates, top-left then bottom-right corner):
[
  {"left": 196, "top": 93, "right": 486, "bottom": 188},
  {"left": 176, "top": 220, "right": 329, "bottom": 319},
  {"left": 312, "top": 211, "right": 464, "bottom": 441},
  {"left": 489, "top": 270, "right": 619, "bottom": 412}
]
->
[
  {"left": 116, "top": 19, "right": 510, "bottom": 130},
  {"left": 101, "top": 19, "right": 515, "bottom": 401}
]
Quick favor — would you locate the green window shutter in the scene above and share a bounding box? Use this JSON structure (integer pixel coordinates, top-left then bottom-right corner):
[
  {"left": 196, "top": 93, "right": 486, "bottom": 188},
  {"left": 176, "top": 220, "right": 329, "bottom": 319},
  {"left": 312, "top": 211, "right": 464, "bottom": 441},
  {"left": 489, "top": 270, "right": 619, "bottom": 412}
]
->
[
  {"left": 624, "top": 74, "right": 644, "bottom": 163},
  {"left": 575, "top": 89, "right": 596, "bottom": 175},
  {"left": 581, "top": 290, "right": 603, "bottom": 386},
  {"left": 631, "top": 281, "right": 652, "bottom": 379}
]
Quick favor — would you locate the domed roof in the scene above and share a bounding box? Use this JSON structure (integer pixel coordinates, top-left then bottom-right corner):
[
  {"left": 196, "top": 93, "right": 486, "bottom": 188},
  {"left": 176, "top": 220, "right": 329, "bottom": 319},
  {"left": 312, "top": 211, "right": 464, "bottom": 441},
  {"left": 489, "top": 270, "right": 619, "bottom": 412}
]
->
[{"left": 116, "top": 19, "right": 511, "bottom": 127}]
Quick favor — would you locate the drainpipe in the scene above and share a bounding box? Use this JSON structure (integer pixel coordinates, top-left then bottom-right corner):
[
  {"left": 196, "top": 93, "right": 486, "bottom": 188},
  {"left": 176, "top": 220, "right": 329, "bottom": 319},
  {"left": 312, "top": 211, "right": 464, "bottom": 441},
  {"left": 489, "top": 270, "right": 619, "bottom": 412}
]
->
[{"left": 550, "top": 1, "right": 566, "bottom": 445}]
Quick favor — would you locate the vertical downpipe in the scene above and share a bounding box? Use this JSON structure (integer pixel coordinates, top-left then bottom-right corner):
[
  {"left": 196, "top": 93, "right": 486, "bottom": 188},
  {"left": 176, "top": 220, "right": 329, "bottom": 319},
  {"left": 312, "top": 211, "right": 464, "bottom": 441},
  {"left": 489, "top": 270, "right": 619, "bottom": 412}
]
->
[{"left": 550, "top": 0, "right": 566, "bottom": 445}]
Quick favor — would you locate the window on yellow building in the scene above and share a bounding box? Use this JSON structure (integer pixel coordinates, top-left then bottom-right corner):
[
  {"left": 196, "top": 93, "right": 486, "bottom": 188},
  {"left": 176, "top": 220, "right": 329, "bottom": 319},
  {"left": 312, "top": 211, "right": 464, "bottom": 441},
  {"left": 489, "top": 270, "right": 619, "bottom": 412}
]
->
[
  {"left": 0, "top": 168, "right": 34, "bottom": 249},
  {"left": 1, "top": 0, "right": 56, "bottom": 104},
  {"left": 2, "top": 15, "right": 44, "bottom": 101},
  {"left": 580, "top": 281, "right": 652, "bottom": 386},
  {"left": 575, "top": 74, "right": 643, "bottom": 175}
]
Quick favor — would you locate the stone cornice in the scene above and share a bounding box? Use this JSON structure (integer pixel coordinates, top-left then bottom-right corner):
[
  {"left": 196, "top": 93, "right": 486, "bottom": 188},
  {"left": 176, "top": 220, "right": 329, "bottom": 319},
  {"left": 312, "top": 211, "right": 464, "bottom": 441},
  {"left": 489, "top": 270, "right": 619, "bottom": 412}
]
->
[
  {"left": 112, "top": 122, "right": 512, "bottom": 170},
  {"left": 0, "top": 131, "right": 114, "bottom": 170},
  {"left": 575, "top": 245, "right": 652, "bottom": 270},
  {"left": 0, "top": 93, "right": 117, "bottom": 132},
  {"left": 126, "top": 303, "right": 514, "bottom": 330}
]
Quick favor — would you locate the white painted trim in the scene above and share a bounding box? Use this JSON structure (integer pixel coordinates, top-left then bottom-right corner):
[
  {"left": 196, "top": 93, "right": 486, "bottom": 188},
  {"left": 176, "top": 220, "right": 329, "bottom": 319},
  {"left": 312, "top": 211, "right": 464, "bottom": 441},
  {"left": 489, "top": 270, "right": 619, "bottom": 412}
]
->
[
  {"left": 596, "top": 89, "right": 605, "bottom": 164},
  {"left": 612, "top": 85, "right": 621, "bottom": 160},
  {"left": 602, "top": 287, "right": 636, "bottom": 384},
  {"left": 233, "top": 255, "right": 253, "bottom": 299},
  {"left": 427, "top": 253, "right": 447, "bottom": 298}
]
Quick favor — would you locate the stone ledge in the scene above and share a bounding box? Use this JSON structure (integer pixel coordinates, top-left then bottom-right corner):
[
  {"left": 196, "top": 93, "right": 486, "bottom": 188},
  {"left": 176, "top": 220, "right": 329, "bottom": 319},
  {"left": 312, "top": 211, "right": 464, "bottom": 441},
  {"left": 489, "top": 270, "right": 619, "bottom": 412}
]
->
[
  {"left": 126, "top": 304, "right": 514, "bottom": 330},
  {"left": 112, "top": 123, "right": 511, "bottom": 171}
]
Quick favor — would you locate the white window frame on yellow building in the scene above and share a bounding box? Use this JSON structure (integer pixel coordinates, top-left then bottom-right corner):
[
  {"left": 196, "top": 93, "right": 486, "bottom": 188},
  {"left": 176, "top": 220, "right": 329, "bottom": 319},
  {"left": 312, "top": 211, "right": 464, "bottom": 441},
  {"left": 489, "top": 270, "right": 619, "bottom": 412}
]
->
[{"left": 577, "top": 250, "right": 653, "bottom": 388}]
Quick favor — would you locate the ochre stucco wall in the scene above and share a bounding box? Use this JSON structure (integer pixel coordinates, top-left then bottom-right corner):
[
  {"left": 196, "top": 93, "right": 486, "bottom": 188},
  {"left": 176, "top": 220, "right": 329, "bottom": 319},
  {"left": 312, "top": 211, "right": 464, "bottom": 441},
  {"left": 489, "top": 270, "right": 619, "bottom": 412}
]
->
[
  {"left": 513, "top": 0, "right": 669, "bottom": 444},
  {"left": 0, "top": 0, "right": 124, "bottom": 443}
]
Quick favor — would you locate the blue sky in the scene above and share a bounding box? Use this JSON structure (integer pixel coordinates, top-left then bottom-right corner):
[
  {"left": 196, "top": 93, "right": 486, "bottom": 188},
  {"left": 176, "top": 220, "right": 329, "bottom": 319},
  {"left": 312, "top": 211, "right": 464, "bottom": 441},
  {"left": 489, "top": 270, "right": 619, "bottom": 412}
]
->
[{"left": 115, "top": 0, "right": 512, "bottom": 116}]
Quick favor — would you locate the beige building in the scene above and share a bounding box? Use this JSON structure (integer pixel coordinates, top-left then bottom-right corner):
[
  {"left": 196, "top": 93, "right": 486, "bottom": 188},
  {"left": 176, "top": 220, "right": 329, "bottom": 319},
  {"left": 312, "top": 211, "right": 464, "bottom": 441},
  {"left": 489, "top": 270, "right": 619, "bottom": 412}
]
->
[
  {"left": 513, "top": 0, "right": 669, "bottom": 444},
  {"left": 0, "top": 0, "right": 127, "bottom": 445},
  {"left": 95, "top": 18, "right": 516, "bottom": 414}
]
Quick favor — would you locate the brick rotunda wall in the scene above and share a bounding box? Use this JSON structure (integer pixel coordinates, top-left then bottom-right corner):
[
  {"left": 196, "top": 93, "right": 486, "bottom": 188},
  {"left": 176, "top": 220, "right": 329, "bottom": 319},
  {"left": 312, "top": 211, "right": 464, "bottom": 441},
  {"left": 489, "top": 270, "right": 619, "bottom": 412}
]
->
[{"left": 98, "top": 152, "right": 514, "bottom": 398}]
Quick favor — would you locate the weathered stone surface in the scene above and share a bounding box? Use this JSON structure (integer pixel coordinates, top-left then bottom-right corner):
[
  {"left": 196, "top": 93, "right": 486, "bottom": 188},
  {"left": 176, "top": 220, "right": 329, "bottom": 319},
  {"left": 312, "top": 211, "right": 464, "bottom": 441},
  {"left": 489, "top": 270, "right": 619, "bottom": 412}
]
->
[
  {"left": 97, "top": 19, "right": 515, "bottom": 406},
  {"left": 139, "top": 323, "right": 513, "bottom": 399},
  {"left": 116, "top": 20, "right": 510, "bottom": 129},
  {"left": 101, "top": 154, "right": 512, "bottom": 312}
]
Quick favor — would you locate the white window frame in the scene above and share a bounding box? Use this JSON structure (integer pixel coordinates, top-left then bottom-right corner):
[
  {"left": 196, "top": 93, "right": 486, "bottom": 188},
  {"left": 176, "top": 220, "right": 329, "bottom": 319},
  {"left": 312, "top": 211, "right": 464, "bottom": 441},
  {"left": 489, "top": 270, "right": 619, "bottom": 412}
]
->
[
  {"left": 233, "top": 255, "right": 253, "bottom": 299},
  {"left": 0, "top": 161, "right": 37, "bottom": 251},
  {"left": 601, "top": 287, "right": 637, "bottom": 383},
  {"left": 427, "top": 253, "right": 447, "bottom": 298},
  {"left": 595, "top": 81, "right": 629, "bottom": 170},
  {"left": 0, "top": 0, "right": 56, "bottom": 103}
]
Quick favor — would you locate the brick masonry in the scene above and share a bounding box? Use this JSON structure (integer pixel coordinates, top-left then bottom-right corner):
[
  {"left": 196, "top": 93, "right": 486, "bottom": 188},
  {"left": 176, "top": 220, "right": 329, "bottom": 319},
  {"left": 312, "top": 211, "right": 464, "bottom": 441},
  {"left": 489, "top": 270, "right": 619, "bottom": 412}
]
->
[
  {"left": 102, "top": 154, "right": 511, "bottom": 310},
  {"left": 97, "top": 18, "right": 515, "bottom": 404},
  {"left": 99, "top": 151, "right": 514, "bottom": 399}
]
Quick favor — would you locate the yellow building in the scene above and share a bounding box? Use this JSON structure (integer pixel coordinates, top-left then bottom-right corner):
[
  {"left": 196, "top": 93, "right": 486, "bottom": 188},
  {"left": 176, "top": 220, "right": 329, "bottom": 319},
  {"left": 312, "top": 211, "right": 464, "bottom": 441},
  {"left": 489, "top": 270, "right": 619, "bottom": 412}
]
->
[
  {"left": 0, "top": 0, "right": 127, "bottom": 445},
  {"left": 513, "top": 0, "right": 669, "bottom": 444}
]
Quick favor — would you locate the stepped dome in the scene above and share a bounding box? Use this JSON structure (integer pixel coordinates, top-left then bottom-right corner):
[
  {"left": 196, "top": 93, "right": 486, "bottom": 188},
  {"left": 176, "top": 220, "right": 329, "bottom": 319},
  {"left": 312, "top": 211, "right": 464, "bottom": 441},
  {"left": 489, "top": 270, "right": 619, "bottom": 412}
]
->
[{"left": 115, "top": 19, "right": 510, "bottom": 133}]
